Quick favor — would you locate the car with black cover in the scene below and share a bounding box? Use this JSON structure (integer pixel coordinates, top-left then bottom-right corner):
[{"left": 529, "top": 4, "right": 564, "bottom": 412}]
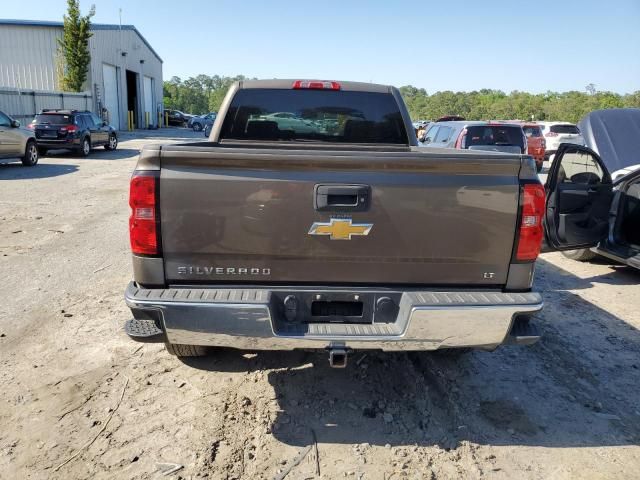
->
[{"left": 550, "top": 108, "right": 640, "bottom": 268}]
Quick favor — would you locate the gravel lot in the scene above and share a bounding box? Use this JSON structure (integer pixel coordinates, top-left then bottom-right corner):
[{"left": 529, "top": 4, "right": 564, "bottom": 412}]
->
[{"left": 1, "top": 129, "right": 639, "bottom": 479}]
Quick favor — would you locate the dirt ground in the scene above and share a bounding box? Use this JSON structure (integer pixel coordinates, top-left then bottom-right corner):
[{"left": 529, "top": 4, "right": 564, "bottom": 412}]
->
[{"left": 1, "top": 129, "right": 639, "bottom": 480}]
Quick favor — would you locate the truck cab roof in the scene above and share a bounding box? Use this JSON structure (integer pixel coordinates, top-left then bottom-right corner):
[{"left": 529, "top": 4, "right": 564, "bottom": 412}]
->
[{"left": 238, "top": 79, "right": 392, "bottom": 94}]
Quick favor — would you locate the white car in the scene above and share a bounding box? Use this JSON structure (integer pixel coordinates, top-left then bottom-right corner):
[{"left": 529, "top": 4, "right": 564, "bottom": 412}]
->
[
  {"left": 537, "top": 121, "right": 584, "bottom": 157},
  {"left": 261, "top": 112, "right": 316, "bottom": 133}
]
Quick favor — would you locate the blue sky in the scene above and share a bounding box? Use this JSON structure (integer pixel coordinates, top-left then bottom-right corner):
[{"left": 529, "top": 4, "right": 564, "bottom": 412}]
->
[{"left": 2, "top": 0, "right": 639, "bottom": 93}]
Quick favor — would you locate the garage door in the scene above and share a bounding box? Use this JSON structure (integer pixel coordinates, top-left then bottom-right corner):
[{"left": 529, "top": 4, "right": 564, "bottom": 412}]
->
[
  {"left": 102, "top": 64, "right": 120, "bottom": 130},
  {"left": 143, "top": 76, "right": 154, "bottom": 127}
]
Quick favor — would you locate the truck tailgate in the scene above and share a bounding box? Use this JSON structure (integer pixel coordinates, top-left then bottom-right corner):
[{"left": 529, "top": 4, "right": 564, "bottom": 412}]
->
[{"left": 159, "top": 146, "right": 521, "bottom": 286}]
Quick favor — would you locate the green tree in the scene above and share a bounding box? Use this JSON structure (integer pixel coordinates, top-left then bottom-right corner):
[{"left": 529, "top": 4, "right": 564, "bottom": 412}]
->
[
  {"left": 622, "top": 91, "right": 640, "bottom": 108},
  {"left": 162, "top": 75, "right": 251, "bottom": 114},
  {"left": 397, "top": 86, "right": 635, "bottom": 123},
  {"left": 162, "top": 75, "right": 639, "bottom": 122},
  {"left": 57, "top": 0, "right": 95, "bottom": 92}
]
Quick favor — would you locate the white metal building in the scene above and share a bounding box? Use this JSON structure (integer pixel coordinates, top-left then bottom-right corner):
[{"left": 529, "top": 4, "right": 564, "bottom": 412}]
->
[{"left": 0, "top": 19, "right": 163, "bottom": 130}]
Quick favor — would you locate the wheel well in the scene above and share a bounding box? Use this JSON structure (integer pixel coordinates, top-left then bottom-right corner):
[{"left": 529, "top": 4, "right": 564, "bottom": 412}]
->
[{"left": 25, "top": 138, "right": 35, "bottom": 154}]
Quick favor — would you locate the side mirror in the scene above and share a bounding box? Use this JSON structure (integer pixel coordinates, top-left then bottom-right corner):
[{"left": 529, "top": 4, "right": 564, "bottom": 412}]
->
[
  {"left": 102, "top": 121, "right": 108, "bottom": 127},
  {"left": 11, "top": 120, "right": 20, "bottom": 128}
]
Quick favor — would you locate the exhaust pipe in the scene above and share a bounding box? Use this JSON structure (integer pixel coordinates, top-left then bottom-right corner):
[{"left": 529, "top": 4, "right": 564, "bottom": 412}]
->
[{"left": 328, "top": 347, "right": 348, "bottom": 368}]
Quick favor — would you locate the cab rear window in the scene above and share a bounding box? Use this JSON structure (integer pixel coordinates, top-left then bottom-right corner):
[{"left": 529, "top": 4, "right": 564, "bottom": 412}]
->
[
  {"left": 34, "top": 114, "right": 73, "bottom": 124},
  {"left": 523, "top": 126, "right": 542, "bottom": 137},
  {"left": 550, "top": 124, "right": 580, "bottom": 134},
  {"left": 220, "top": 89, "right": 408, "bottom": 144},
  {"left": 463, "top": 125, "right": 525, "bottom": 152}
]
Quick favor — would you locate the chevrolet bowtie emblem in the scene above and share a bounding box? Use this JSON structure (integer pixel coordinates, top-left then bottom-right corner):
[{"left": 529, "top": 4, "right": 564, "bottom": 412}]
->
[{"left": 308, "top": 218, "right": 373, "bottom": 240}]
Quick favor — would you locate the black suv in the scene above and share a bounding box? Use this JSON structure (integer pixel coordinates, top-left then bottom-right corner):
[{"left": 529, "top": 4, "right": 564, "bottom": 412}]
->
[
  {"left": 165, "top": 109, "right": 191, "bottom": 127},
  {"left": 30, "top": 109, "right": 118, "bottom": 156}
]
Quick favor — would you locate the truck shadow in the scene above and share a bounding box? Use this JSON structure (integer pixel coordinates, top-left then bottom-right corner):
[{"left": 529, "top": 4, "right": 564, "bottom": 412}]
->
[
  {"left": 0, "top": 162, "right": 78, "bottom": 179},
  {"left": 183, "top": 257, "right": 640, "bottom": 449},
  {"left": 43, "top": 148, "right": 140, "bottom": 160}
]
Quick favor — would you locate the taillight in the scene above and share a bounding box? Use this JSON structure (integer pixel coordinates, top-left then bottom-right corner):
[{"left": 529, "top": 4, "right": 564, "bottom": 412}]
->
[
  {"left": 60, "top": 125, "right": 78, "bottom": 134},
  {"left": 455, "top": 129, "right": 467, "bottom": 149},
  {"left": 129, "top": 173, "right": 160, "bottom": 255},
  {"left": 515, "top": 183, "right": 546, "bottom": 261},
  {"left": 27, "top": 123, "right": 35, "bottom": 130},
  {"left": 545, "top": 131, "right": 558, "bottom": 137},
  {"left": 292, "top": 80, "right": 341, "bottom": 90}
]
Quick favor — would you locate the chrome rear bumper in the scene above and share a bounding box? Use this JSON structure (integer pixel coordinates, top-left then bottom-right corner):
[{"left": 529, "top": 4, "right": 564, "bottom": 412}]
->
[{"left": 124, "top": 282, "right": 542, "bottom": 351}]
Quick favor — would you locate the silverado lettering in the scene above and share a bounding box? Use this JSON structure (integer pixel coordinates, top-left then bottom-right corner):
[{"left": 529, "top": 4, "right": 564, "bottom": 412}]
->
[{"left": 176, "top": 266, "right": 271, "bottom": 275}]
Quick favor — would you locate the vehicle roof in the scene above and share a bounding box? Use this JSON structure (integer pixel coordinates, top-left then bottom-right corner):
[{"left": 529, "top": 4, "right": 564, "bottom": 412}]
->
[
  {"left": 428, "top": 120, "right": 523, "bottom": 129},
  {"left": 497, "top": 120, "right": 542, "bottom": 128},
  {"left": 578, "top": 108, "right": 640, "bottom": 172},
  {"left": 38, "top": 110, "right": 88, "bottom": 115},
  {"left": 536, "top": 121, "right": 576, "bottom": 126},
  {"left": 239, "top": 79, "right": 391, "bottom": 94}
]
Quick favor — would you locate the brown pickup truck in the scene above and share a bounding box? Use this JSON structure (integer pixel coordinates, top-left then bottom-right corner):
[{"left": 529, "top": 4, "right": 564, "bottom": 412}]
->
[{"left": 124, "top": 79, "right": 616, "bottom": 367}]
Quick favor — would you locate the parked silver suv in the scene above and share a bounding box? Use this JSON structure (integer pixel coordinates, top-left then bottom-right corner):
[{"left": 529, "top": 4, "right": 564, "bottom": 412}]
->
[
  {"left": 0, "top": 110, "right": 38, "bottom": 166},
  {"left": 420, "top": 120, "right": 528, "bottom": 155}
]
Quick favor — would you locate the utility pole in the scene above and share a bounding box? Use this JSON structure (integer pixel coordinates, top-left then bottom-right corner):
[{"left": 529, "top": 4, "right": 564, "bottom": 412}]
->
[{"left": 119, "top": 8, "right": 123, "bottom": 56}]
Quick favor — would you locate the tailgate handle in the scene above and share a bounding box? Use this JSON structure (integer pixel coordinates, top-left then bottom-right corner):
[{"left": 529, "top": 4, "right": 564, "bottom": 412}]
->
[
  {"left": 328, "top": 193, "right": 358, "bottom": 206},
  {"left": 315, "top": 184, "right": 370, "bottom": 212}
]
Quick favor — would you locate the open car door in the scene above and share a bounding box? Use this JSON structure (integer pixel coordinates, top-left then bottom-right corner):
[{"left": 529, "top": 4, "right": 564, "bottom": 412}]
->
[{"left": 544, "top": 143, "right": 613, "bottom": 250}]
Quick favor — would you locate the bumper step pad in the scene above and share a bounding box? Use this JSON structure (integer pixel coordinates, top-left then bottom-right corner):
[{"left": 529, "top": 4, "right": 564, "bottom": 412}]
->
[{"left": 124, "top": 318, "right": 165, "bottom": 343}]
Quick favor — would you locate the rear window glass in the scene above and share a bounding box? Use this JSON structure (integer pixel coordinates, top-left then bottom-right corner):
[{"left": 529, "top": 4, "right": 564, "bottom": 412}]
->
[
  {"left": 463, "top": 125, "right": 525, "bottom": 151},
  {"left": 220, "top": 89, "right": 408, "bottom": 144},
  {"left": 424, "top": 125, "right": 439, "bottom": 141},
  {"left": 550, "top": 124, "right": 580, "bottom": 134},
  {"left": 523, "top": 126, "right": 542, "bottom": 137},
  {"left": 434, "top": 126, "right": 452, "bottom": 143},
  {"left": 34, "top": 114, "right": 73, "bottom": 124}
]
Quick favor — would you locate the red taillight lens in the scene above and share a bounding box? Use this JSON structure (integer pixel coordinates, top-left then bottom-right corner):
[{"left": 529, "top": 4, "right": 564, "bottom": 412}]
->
[
  {"left": 27, "top": 123, "right": 35, "bottom": 130},
  {"left": 516, "top": 183, "right": 546, "bottom": 261},
  {"left": 129, "top": 174, "right": 159, "bottom": 255},
  {"left": 545, "top": 131, "right": 558, "bottom": 137},
  {"left": 292, "top": 80, "right": 341, "bottom": 90},
  {"left": 60, "top": 125, "right": 78, "bottom": 133}
]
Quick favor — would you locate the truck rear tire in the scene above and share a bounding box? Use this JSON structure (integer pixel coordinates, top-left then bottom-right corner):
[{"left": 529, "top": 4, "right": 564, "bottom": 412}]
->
[
  {"left": 164, "top": 343, "right": 209, "bottom": 357},
  {"left": 562, "top": 249, "right": 597, "bottom": 262}
]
